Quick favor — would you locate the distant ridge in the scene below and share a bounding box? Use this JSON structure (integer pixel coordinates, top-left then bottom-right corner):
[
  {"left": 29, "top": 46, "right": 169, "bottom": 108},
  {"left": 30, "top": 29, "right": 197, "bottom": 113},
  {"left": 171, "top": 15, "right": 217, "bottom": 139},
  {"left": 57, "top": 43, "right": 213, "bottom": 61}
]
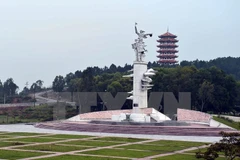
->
[{"left": 180, "top": 57, "right": 240, "bottom": 80}]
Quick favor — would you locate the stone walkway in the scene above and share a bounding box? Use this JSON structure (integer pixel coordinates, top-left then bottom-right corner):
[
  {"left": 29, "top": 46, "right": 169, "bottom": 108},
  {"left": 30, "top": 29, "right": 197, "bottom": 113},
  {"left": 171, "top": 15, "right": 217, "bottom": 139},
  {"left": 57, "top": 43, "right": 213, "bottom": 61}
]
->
[
  {"left": 0, "top": 133, "right": 212, "bottom": 160},
  {"left": 137, "top": 144, "right": 210, "bottom": 160},
  {"left": 0, "top": 124, "right": 222, "bottom": 143}
]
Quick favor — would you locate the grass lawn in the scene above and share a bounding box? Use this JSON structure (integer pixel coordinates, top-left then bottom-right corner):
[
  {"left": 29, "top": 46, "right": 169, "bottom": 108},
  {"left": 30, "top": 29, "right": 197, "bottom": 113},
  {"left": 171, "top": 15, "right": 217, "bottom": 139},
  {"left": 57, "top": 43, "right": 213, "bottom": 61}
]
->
[
  {"left": 0, "top": 115, "right": 39, "bottom": 124},
  {"left": 42, "top": 134, "right": 92, "bottom": 139},
  {"left": 145, "top": 140, "right": 207, "bottom": 148},
  {"left": 6, "top": 137, "right": 64, "bottom": 143},
  {"left": 116, "top": 144, "right": 192, "bottom": 153},
  {"left": 92, "top": 137, "right": 148, "bottom": 142},
  {"left": 0, "top": 141, "right": 26, "bottom": 147},
  {"left": 185, "top": 147, "right": 208, "bottom": 153},
  {"left": 213, "top": 116, "right": 240, "bottom": 130},
  {"left": 38, "top": 154, "right": 126, "bottom": 160},
  {"left": 0, "top": 115, "right": 15, "bottom": 123},
  {"left": 61, "top": 140, "right": 123, "bottom": 147},
  {"left": 18, "top": 144, "right": 92, "bottom": 152},
  {"left": 0, "top": 132, "right": 218, "bottom": 159},
  {"left": 81, "top": 148, "right": 160, "bottom": 158},
  {"left": 0, "top": 149, "right": 49, "bottom": 159},
  {"left": 186, "top": 147, "right": 225, "bottom": 156},
  {"left": 0, "top": 135, "right": 14, "bottom": 139},
  {"left": 153, "top": 154, "right": 226, "bottom": 160},
  {"left": 1, "top": 132, "right": 44, "bottom": 136}
]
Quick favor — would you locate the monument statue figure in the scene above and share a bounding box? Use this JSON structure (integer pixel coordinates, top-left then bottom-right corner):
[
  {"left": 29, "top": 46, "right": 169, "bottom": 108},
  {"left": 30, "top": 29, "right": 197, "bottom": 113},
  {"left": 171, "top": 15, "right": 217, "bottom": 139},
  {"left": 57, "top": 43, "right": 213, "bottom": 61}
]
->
[
  {"left": 132, "top": 23, "right": 152, "bottom": 62},
  {"left": 135, "top": 23, "right": 153, "bottom": 39}
]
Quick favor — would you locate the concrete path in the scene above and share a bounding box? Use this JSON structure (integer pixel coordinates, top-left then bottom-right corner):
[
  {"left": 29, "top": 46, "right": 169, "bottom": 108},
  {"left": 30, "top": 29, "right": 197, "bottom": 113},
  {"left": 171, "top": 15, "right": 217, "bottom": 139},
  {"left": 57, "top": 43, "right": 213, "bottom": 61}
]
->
[
  {"left": 0, "top": 124, "right": 222, "bottom": 143},
  {"left": 137, "top": 144, "right": 210, "bottom": 160},
  {"left": 16, "top": 138, "right": 158, "bottom": 160},
  {"left": 0, "top": 132, "right": 213, "bottom": 160}
]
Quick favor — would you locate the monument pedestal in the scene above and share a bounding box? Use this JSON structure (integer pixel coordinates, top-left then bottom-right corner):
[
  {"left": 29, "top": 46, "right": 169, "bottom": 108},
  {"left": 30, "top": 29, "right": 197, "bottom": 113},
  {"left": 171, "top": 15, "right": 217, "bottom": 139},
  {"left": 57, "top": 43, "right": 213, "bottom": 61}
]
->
[
  {"left": 130, "top": 113, "right": 150, "bottom": 122},
  {"left": 133, "top": 61, "right": 148, "bottom": 109},
  {"left": 111, "top": 113, "right": 150, "bottom": 122}
]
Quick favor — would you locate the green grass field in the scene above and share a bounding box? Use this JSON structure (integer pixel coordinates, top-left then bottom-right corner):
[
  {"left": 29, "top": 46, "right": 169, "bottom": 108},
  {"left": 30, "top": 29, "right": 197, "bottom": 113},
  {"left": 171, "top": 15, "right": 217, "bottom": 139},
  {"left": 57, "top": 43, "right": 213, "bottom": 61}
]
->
[
  {"left": 6, "top": 137, "right": 66, "bottom": 143},
  {"left": 153, "top": 154, "right": 226, "bottom": 160},
  {"left": 0, "top": 115, "right": 39, "bottom": 124},
  {"left": 61, "top": 140, "right": 123, "bottom": 147},
  {"left": 0, "top": 132, "right": 212, "bottom": 160},
  {"left": 92, "top": 136, "right": 147, "bottom": 142},
  {"left": 80, "top": 148, "right": 160, "bottom": 158},
  {"left": 1, "top": 132, "right": 43, "bottom": 136},
  {"left": 19, "top": 144, "right": 91, "bottom": 152},
  {"left": 38, "top": 154, "right": 125, "bottom": 160},
  {"left": 0, "top": 149, "right": 49, "bottom": 159},
  {"left": 213, "top": 116, "right": 240, "bottom": 130},
  {"left": 42, "top": 134, "right": 91, "bottom": 139}
]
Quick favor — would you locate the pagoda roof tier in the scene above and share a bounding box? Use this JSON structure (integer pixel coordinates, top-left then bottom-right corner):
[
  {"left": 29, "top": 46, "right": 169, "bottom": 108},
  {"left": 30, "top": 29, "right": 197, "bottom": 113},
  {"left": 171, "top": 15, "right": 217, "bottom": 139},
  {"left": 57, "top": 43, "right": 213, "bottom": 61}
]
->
[
  {"left": 159, "top": 32, "right": 177, "bottom": 38},
  {"left": 157, "top": 38, "right": 178, "bottom": 43},
  {"left": 157, "top": 54, "right": 178, "bottom": 58},
  {"left": 157, "top": 44, "right": 178, "bottom": 48},
  {"left": 158, "top": 59, "right": 178, "bottom": 63},
  {"left": 157, "top": 49, "right": 178, "bottom": 53}
]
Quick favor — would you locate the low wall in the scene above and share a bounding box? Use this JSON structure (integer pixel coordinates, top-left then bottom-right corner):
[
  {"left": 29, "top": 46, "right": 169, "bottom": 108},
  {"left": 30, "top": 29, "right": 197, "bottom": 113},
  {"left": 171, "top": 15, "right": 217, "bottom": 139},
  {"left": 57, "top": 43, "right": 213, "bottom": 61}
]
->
[
  {"left": 177, "top": 108, "right": 211, "bottom": 123},
  {"left": 0, "top": 103, "right": 33, "bottom": 108}
]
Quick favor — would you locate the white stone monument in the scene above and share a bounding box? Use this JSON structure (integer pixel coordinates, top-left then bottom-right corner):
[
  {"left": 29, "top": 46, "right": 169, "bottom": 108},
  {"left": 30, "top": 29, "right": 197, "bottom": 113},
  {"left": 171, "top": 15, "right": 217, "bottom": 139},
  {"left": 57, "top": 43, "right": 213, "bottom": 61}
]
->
[
  {"left": 115, "top": 23, "right": 154, "bottom": 122},
  {"left": 129, "top": 23, "right": 155, "bottom": 108},
  {"left": 112, "top": 23, "right": 170, "bottom": 122}
]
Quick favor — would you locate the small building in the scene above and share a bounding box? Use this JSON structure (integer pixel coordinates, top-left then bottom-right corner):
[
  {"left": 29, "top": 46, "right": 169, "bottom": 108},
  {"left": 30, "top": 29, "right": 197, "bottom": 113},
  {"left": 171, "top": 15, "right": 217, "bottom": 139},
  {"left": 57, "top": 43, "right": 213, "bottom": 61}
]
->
[{"left": 157, "top": 30, "right": 179, "bottom": 65}]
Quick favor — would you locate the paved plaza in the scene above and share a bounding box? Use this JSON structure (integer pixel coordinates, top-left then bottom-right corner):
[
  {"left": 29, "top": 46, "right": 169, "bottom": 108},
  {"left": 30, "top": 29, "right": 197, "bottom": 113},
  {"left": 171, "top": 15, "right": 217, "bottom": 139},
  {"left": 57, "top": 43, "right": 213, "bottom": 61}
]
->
[{"left": 0, "top": 124, "right": 222, "bottom": 143}]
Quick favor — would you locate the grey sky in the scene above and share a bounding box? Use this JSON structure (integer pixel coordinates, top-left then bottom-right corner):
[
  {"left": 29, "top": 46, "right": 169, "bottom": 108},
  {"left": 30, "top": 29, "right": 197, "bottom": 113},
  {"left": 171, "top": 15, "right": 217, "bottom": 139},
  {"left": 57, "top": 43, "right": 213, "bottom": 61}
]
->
[{"left": 0, "top": 0, "right": 239, "bottom": 90}]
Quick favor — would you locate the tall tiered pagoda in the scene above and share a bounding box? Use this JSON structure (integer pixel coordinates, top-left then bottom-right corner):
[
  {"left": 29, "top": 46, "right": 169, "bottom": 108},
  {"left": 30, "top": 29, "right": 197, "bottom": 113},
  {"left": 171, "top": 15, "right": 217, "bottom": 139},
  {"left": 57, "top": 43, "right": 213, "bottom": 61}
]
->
[{"left": 157, "top": 30, "right": 178, "bottom": 65}]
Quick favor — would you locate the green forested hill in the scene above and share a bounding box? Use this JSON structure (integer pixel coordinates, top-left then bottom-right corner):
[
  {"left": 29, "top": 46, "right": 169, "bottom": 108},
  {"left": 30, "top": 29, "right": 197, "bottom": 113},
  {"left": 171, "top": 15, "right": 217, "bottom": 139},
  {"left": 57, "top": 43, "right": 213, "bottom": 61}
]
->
[
  {"left": 49, "top": 56, "right": 240, "bottom": 114},
  {"left": 2, "top": 56, "right": 240, "bottom": 114},
  {"left": 180, "top": 57, "right": 240, "bottom": 80}
]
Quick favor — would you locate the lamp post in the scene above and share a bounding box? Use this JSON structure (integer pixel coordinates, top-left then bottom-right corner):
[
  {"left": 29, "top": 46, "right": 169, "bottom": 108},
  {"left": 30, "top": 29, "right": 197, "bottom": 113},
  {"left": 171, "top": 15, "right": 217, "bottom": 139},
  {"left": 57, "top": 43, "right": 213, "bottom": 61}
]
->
[
  {"left": 33, "top": 83, "right": 37, "bottom": 107},
  {"left": 33, "top": 87, "right": 36, "bottom": 107}
]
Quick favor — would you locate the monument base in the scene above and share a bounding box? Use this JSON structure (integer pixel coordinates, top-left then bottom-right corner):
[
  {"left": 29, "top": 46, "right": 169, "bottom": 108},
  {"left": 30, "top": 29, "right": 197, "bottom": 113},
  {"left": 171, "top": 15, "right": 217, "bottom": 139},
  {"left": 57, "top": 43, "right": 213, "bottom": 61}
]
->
[
  {"left": 112, "top": 113, "right": 151, "bottom": 122},
  {"left": 68, "top": 108, "right": 171, "bottom": 122}
]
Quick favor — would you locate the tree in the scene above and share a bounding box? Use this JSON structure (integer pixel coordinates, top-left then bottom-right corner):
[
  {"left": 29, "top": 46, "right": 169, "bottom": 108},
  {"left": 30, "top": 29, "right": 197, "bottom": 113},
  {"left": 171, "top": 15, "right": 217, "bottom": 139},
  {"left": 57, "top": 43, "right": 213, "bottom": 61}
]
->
[
  {"left": 20, "top": 86, "right": 30, "bottom": 96},
  {"left": 65, "top": 73, "right": 75, "bottom": 87},
  {"left": 50, "top": 60, "right": 240, "bottom": 114},
  {"left": 65, "top": 73, "right": 78, "bottom": 101},
  {"left": 198, "top": 80, "right": 214, "bottom": 111},
  {"left": 3, "top": 78, "right": 19, "bottom": 102},
  {"left": 180, "top": 60, "right": 192, "bottom": 67},
  {"left": 196, "top": 131, "right": 240, "bottom": 160},
  {"left": 75, "top": 70, "right": 82, "bottom": 78},
  {"left": 109, "top": 64, "right": 117, "bottom": 73},
  {"left": 107, "top": 81, "right": 123, "bottom": 96},
  {"left": 68, "top": 78, "right": 82, "bottom": 101},
  {"left": 69, "top": 78, "right": 82, "bottom": 92},
  {"left": 80, "top": 67, "right": 95, "bottom": 92},
  {"left": 236, "top": 82, "right": 240, "bottom": 106},
  {"left": 30, "top": 83, "right": 37, "bottom": 92},
  {"left": 180, "top": 57, "right": 240, "bottom": 80},
  {"left": 0, "top": 80, "right": 3, "bottom": 103},
  {"left": 30, "top": 83, "right": 38, "bottom": 107},
  {"left": 52, "top": 76, "right": 65, "bottom": 92},
  {"left": 36, "top": 80, "right": 44, "bottom": 89},
  {"left": 30, "top": 80, "right": 44, "bottom": 93}
]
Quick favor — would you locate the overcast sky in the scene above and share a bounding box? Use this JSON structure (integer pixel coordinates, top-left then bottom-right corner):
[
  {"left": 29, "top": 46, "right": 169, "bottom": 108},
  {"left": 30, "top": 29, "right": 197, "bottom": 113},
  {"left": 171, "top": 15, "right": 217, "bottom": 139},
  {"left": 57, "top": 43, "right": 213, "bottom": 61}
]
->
[{"left": 0, "top": 0, "right": 239, "bottom": 90}]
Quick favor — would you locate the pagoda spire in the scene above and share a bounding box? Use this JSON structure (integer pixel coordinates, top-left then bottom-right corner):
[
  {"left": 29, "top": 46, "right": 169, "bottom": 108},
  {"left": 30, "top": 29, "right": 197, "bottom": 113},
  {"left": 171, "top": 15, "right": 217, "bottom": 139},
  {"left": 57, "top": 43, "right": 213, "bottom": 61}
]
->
[{"left": 156, "top": 30, "right": 179, "bottom": 66}]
